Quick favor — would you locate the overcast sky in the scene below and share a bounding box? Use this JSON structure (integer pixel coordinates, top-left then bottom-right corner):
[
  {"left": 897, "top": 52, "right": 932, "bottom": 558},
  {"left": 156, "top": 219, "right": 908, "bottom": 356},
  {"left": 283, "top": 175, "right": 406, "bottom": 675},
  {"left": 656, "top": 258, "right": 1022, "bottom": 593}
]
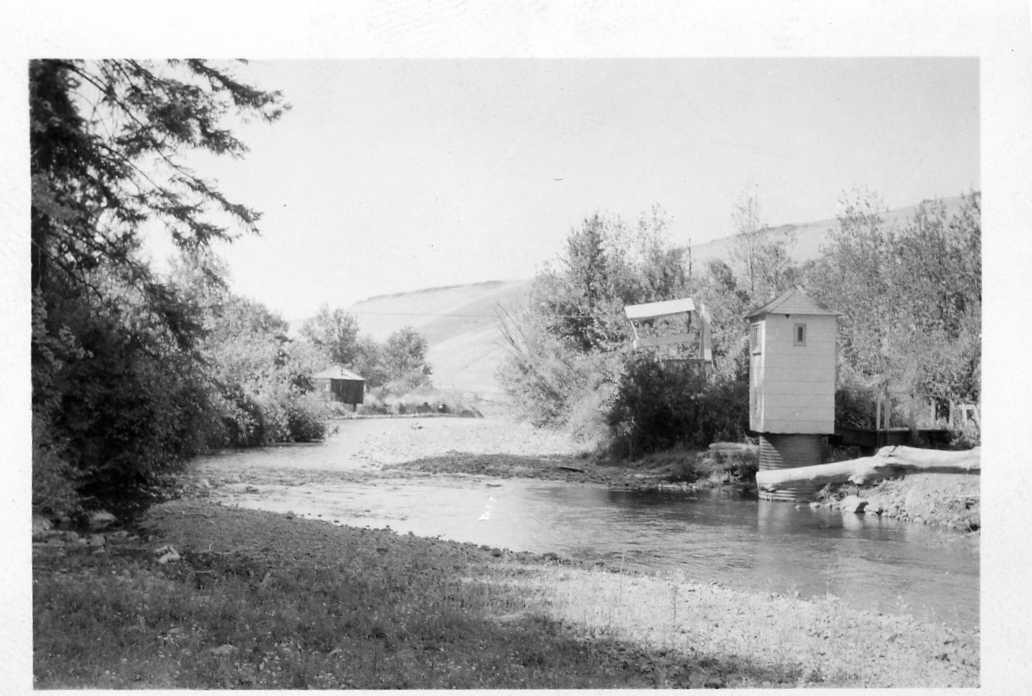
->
[{"left": 155, "top": 58, "right": 979, "bottom": 319}]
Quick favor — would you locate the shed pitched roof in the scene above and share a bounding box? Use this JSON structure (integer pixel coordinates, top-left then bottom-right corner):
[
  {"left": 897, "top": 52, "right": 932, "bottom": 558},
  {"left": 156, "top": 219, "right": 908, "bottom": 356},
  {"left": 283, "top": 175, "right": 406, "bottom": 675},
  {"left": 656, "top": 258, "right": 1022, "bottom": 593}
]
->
[
  {"left": 312, "top": 366, "right": 365, "bottom": 381},
  {"left": 745, "top": 287, "right": 838, "bottom": 319}
]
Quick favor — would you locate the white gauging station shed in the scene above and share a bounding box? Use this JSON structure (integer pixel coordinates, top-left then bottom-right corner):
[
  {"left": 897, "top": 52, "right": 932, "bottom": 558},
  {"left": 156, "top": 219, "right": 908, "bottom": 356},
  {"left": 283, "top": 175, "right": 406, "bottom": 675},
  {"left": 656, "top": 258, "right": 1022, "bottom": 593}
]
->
[{"left": 746, "top": 288, "right": 839, "bottom": 501}]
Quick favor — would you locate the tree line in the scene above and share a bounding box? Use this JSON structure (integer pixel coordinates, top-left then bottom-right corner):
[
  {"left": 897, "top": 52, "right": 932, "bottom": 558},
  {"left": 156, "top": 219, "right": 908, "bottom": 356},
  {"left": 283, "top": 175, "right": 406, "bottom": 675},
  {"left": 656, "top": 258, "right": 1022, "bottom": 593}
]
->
[
  {"left": 30, "top": 60, "right": 430, "bottom": 519},
  {"left": 499, "top": 190, "right": 981, "bottom": 455}
]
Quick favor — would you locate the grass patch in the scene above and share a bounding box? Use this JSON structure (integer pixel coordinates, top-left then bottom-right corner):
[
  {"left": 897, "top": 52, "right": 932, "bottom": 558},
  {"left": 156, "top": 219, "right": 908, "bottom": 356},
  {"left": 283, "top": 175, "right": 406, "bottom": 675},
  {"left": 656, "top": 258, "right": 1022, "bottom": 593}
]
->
[{"left": 34, "top": 499, "right": 977, "bottom": 688}]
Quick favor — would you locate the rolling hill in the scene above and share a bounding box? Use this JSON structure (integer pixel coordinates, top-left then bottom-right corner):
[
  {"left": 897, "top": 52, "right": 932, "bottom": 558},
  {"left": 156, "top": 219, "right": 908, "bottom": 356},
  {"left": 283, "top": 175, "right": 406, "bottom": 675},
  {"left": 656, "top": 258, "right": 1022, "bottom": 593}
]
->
[
  {"left": 347, "top": 280, "right": 531, "bottom": 399},
  {"left": 691, "top": 195, "right": 966, "bottom": 268},
  {"left": 340, "top": 195, "right": 969, "bottom": 400}
]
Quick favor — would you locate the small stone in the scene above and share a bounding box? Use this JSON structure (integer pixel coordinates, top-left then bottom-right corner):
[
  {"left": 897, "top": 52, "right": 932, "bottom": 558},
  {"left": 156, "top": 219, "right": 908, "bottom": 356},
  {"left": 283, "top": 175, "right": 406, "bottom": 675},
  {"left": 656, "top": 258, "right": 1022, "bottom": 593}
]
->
[
  {"left": 154, "top": 544, "right": 181, "bottom": 564},
  {"left": 838, "top": 495, "right": 868, "bottom": 513},
  {"left": 32, "top": 515, "right": 53, "bottom": 540},
  {"left": 209, "top": 644, "right": 238, "bottom": 657},
  {"left": 88, "top": 510, "right": 118, "bottom": 531},
  {"left": 193, "top": 570, "right": 216, "bottom": 589},
  {"left": 86, "top": 534, "right": 106, "bottom": 547}
]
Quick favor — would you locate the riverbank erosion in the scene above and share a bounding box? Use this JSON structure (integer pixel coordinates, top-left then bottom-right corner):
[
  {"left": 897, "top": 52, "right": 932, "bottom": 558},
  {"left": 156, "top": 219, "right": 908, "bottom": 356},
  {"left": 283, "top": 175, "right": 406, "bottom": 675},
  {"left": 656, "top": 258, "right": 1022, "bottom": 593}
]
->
[
  {"left": 33, "top": 499, "right": 977, "bottom": 688},
  {"left": 754, "top": 445, "right": 980, "bottom": 532},
  {"left": 810, "top": 472, "right": 980, "bottom": 532}
]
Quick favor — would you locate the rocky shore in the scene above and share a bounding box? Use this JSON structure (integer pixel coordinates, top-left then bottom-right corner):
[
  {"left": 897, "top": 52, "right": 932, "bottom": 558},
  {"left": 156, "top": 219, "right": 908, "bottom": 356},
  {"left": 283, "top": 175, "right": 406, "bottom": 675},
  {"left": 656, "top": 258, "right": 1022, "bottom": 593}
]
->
[{"left": 807, "top": 472, "right": 980, "bottom": 532}]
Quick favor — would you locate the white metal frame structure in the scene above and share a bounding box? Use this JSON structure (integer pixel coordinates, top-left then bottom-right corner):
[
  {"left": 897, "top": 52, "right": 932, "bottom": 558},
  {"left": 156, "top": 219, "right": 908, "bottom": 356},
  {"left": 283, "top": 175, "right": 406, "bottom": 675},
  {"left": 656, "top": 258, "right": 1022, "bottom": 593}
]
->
[{"left": 623, "top": 297, "right": 713, "bottom": 362}]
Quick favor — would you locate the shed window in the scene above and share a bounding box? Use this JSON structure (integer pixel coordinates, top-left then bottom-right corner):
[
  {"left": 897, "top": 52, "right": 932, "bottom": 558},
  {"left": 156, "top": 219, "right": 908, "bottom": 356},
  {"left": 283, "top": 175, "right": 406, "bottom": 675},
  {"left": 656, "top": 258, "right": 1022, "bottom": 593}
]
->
[
  {"left": 793, "top": 323, "right": 807, "bottom": 346},
  {"left": 750, "top": 323, "right": 762, "bottom": 354}
]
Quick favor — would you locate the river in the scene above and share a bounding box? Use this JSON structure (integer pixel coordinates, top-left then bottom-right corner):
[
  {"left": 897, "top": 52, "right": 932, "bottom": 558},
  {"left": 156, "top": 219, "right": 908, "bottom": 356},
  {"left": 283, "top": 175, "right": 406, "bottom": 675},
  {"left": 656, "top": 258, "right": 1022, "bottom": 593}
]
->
[{"left": 193, "top": 419, "right": 979, "bottom": 630}]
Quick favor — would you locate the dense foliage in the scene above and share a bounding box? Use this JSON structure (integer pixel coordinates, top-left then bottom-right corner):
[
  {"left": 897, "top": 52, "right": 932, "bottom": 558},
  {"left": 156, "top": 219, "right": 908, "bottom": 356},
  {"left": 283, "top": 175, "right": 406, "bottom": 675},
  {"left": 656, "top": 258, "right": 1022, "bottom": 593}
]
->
[
  {"left": 30, "top": 60, "right": 325, "bottom": 518},
  {"left": 298, "top": 306, "right": 433, "bottom": 395},
  {"left": 300, "top": 306, "right": 361, "bottom": 366},
  {"left": 500, "top": 190, "right": 981, "bottom": 456},
  {"left": 499, "top": 207, "right": 748, "bottom": 447},
  {"left": 804, "top": 191, "right": 981, "bottom": 433},
  {"left": 169, "top": 253, "right": 329, "bottom": 447},
  {"left": 607, "top": 355, "right": 748, "bottom": 456}
]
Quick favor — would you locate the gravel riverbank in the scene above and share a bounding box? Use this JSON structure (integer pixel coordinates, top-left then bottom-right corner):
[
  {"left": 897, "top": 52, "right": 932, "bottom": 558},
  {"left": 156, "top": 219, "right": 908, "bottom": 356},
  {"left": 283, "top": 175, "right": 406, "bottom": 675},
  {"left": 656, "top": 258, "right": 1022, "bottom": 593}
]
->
[{"left": 33, "top": 499, "right": 978, "bottom": 688}]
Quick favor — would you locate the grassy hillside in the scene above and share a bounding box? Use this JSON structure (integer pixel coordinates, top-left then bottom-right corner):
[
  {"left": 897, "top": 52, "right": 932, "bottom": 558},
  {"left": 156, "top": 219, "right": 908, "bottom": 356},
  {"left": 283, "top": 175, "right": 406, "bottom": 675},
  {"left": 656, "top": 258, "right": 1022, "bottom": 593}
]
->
[
  {"left": 348, "top": 280, "right": 531, "bottom": 399},
  {"left": 691, "top": 195, "right": 966, "bottom": 266}
]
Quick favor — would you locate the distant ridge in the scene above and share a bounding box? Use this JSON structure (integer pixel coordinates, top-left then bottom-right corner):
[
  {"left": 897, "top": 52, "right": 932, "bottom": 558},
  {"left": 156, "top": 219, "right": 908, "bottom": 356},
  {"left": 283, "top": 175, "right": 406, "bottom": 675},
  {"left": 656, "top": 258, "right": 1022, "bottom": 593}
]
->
[
  {"left": 347, "top": 279, "right": 532, "bottom": 398},
  {"left": 358, "top": 280, "right": 514, "bottom": 304},
  {"left": 691, "top": 195, "right": 968, "bottom": 267}
]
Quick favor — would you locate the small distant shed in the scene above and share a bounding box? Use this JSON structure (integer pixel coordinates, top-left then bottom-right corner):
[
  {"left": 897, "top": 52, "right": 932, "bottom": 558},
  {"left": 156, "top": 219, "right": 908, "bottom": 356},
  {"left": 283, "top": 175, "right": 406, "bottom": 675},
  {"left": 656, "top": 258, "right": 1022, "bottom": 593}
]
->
[{"left": 312, "top": 366, "right": 365, "bottom": 405}]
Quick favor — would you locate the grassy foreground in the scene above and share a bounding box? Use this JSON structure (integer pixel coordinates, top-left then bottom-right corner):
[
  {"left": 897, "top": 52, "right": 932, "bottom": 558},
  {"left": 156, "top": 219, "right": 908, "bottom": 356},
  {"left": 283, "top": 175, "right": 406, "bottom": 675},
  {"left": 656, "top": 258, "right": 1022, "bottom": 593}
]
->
[{"left": 34, "top": 499, "right": 977, "bottom": 688}]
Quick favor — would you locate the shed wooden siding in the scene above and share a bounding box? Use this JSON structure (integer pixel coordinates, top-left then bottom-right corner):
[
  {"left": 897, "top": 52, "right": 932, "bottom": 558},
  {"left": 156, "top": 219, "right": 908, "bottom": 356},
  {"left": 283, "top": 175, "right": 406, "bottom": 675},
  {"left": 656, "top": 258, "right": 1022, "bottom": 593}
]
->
[
  {"left": 321, "top": 378, "right": 364, "bottom": 404},
  {"left": 312, "top": 367, "right": 366, "bottom": 405},
  {"left": 749, "top": 313, "right": 836, "bottom": 434}
]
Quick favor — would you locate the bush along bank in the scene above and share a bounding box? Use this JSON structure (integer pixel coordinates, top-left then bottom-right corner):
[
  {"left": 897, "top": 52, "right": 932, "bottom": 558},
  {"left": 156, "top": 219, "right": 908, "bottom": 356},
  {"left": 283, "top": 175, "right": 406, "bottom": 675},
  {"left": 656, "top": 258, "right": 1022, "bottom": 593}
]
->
[{"left": 33, "top": 499, "right": 977, "bottom": 688}]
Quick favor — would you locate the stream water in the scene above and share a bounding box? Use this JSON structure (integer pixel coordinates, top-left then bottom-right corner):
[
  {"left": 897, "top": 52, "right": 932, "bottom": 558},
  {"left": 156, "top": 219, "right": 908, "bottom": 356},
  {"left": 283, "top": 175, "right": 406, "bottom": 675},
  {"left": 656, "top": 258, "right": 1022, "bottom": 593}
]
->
[{"left": 196, "top": 432, "right": 979, "bottom": 630}]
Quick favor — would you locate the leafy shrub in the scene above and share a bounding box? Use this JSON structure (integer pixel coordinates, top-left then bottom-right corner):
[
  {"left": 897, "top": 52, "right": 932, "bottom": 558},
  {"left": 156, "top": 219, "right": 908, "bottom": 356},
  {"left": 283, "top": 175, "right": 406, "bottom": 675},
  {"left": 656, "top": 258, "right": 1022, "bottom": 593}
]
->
[
  {"left": 286, "top": 392, "right": 329, "bottom": 441},
  {"left": 498, "top": 305, "right": 624, "bottom": 429},
  {"left": 950, "top": 416, "right": 980, "bottom": 449},
  {"left": 354, "top": 387, "right": 482, "bottom": 418},
  {"left": 835, "top": 383, "right": 877, "bottom": 430},
  {"left": 565, "top": 381, "right": 617, "bottom": 444},
  {"left": 32, "top": 287, "right": 221, "bottom": 512},
  {"left": 31, "top": 413, "right": 81, "bottom": 519},
  {"left": 607, "top": 355, "right": 748, "bottom": 456}
]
